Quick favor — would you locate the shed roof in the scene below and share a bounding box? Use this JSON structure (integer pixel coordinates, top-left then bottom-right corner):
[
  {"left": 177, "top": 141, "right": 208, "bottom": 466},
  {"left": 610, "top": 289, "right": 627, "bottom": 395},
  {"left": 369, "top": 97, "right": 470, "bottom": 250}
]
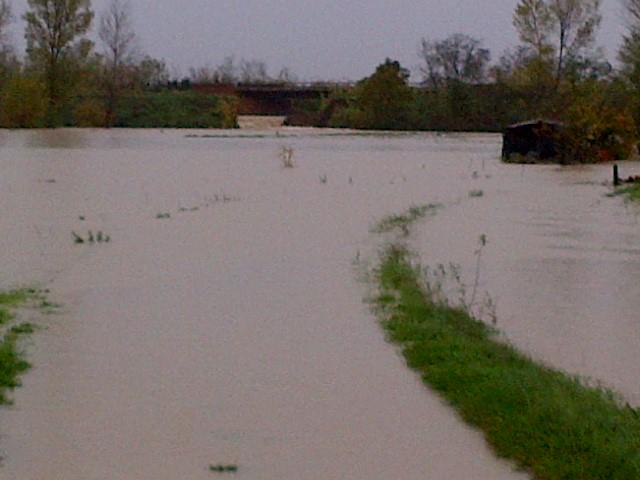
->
[{"left": 507, "top": 119, "right": 563, "bottom": 130}]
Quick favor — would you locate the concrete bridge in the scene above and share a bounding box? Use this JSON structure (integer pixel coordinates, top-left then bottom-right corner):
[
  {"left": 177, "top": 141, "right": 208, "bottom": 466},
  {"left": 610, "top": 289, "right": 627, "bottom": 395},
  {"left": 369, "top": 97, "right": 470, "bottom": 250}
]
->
[{"left": 192, "top": 82, "right": 351, "bottom": 116}]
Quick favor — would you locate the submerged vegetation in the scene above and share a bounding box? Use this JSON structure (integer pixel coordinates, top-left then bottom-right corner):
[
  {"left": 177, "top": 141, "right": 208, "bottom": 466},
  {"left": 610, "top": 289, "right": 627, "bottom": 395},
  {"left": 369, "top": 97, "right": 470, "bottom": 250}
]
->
[
  {"left": 372, "top": 245, "right": 640, "bottom": 479},
  {"left": 371, "top": 204, "right": 443, "bottom": 235},
  {"left": 72, "top": 230, "right": 111, "bottom": 244},
  {"left": 209, "top": 464, "right": 238, "bottom": 473},
  {"left": 627, "top": 183, "right": 640, "bottom": 200}
]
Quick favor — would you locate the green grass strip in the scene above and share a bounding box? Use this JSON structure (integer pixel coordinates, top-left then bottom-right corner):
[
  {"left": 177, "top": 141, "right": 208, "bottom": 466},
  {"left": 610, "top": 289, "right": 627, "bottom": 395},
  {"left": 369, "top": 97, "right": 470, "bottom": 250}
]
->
[
  {"left": 0, "top": 288, "right": 44, "bottom": 405},
  {"left": 374, "top": 245, "right": 640, "bottom": 480}
]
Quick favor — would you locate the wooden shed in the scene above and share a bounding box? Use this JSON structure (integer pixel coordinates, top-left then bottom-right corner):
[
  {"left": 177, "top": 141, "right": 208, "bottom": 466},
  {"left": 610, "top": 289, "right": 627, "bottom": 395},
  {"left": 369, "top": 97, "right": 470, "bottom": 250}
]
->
[{"left": 502, "top": 120, "right": 564, "bottom": 162}]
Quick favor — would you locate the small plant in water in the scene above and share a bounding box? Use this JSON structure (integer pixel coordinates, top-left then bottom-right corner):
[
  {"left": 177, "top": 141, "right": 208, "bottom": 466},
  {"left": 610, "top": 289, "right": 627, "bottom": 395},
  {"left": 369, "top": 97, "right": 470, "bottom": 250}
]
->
[
  {"left": 319, "top": 174, "right": 328, "bottom": 184},
  {"left": 469, "top": 189, "right": 484, "bottom": 198},
  {"left": 280, "top": 145, "right": 295, "bottom": 168},
  {"left": 209, "top": 464, "right": 238, "bottom": 473},
  {"left": 156, "top": 213, "right": 171, "bottom": 219}
]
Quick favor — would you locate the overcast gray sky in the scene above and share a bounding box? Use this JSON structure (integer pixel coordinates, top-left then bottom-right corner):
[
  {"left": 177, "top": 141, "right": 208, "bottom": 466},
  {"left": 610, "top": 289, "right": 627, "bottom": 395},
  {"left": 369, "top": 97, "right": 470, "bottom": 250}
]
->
[{"left": 8, "top": 0, "right": 629, "bottom": 81}]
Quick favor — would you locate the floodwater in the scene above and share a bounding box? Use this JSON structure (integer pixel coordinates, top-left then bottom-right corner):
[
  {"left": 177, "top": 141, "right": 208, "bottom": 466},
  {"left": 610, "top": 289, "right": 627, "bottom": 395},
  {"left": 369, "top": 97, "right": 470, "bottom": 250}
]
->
[{"left": 0, "top": 128, "right": 638, "bottom": 480}]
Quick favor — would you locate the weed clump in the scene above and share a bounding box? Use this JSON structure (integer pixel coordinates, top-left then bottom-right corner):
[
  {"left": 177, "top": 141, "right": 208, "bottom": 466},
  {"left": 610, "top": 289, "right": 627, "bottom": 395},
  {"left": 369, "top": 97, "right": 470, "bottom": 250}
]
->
[{"left": 280, "top": 146, "right": 295, "bottom": 168}]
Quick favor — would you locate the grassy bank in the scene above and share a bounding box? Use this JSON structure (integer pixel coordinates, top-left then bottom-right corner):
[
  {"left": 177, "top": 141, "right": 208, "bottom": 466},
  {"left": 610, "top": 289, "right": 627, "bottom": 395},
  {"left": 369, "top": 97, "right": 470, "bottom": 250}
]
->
[
  {"left": 372, "top": 245, "right": 640, "bottom": 479},
  {"left": 0, "top": 288, "right": 48, "bottom": 405}
]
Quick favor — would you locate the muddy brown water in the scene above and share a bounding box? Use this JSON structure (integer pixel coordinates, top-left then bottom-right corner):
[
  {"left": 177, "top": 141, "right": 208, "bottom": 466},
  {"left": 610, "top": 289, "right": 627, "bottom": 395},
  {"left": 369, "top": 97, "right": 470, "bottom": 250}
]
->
[{"left": 0, "top": 128, "right": 638, "bottom": 479}]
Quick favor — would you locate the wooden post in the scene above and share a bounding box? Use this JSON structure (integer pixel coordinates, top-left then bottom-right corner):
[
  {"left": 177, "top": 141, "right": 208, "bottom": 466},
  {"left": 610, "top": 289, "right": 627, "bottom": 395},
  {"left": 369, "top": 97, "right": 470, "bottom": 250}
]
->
[{"left": 614, "top": 164, "right": 620, "bottom": 186}]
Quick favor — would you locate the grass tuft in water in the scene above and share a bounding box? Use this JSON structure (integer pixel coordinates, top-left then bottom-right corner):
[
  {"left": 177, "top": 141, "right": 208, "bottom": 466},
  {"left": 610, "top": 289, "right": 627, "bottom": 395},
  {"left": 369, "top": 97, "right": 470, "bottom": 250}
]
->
[
  {"left": 373, "top": 244, "right": 640, "bottom": 480},
  {"left": 469, "top": 189, "right": 484, "bottom": 198},
  {"left": 280, "top": 145, "right": 295, "bottom": 168},
  {"left": 72, "top": 231, "right": 111, "bottom": 244}
]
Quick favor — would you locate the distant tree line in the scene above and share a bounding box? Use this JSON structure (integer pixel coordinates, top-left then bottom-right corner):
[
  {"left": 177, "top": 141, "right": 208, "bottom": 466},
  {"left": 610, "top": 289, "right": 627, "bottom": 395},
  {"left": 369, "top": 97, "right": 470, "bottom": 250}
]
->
[
  {"left": 289, "top": 0, "right": 639, "bottom": 162},
  {"left": 0, "top": 0, "right": 238, "bottom": 128},
  {"left": 1, "top": 0, "right": 640, "bottom": 162}
]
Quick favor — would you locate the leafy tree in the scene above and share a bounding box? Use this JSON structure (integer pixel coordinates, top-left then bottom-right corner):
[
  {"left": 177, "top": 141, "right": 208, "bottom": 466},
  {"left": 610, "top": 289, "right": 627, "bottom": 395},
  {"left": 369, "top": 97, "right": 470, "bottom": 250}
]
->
[
  {"left": 558, "top": 80, "right": 637, "bottom": 162},
  {"left": 134, "top": 55, "right": 169, "bottom": 88},
  {"left": 513, "top": 0, "right": 601, "bottom": 83},
  {"left": 619, "top": 0, "right": 640, "bottom": 86},
  {"left": 513, "top": 0, "right": 553, "bottom": 58},
  {"left": 23, "top": 0, "right": 94, "bottom": 118},
  {"left": 354, "top": 59, "right": 414, "bottom": 130},
  {"left": 420, "top": 34, "right": 490, "bottom": 88}
]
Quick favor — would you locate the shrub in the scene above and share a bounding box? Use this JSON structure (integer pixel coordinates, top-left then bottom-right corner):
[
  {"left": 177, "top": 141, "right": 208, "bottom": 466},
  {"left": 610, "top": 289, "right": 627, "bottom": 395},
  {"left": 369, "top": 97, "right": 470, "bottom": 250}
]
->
[
  {"left": 559, "top": 82, "right": 638, "bottom": 163},
  {"left": 0, "top": 75, "right": 48, "bottom": 128},
  {"left": 73, "top": 98, "right": 107, "bottom": 127}
]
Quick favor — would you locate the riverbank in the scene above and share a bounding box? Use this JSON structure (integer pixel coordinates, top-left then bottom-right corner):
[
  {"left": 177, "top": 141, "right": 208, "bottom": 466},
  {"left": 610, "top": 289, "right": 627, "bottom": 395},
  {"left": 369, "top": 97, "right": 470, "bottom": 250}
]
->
[{"left": 372, "top": 242, "right": 640, "bottom": 479}]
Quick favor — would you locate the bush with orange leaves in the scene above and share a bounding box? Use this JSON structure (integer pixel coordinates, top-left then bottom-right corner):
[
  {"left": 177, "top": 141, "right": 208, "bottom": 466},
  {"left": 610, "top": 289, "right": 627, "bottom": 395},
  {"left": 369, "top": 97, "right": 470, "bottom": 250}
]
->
[{"left": 558, "top": 82, "right": 638, "bottom": 163}]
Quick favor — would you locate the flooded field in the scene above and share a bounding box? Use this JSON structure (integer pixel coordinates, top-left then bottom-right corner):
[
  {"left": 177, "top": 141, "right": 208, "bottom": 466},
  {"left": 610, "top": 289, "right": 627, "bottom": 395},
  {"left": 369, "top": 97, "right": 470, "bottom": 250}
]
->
[{"left": 0, "top": 128, "right": 638, "bottom": 479}]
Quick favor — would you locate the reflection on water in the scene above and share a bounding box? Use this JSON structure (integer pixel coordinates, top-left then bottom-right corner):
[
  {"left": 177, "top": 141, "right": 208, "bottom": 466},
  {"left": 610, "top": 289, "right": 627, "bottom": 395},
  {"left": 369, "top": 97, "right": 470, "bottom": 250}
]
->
[{"left": 0, "top": 128, "right": 638, "bottom": 479}]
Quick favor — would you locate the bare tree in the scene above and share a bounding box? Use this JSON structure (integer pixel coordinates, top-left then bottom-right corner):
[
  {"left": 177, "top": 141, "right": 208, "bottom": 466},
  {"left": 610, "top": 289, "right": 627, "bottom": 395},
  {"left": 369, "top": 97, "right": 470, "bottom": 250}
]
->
[
  {"left": 277, "top": 66, "right": 297, "bottom": 84},
  {"left": 239, "top": 59, "right": 269, "bottom": 84},
  {"left": 419, "top": 34, "right": 490, "bottom": 87},
  {"left": 189, "top": 65, "right": 218, "bottom": 83},
  {"left": 216, "top": 56, "right": 237, "bottom": 83},
  {"left": 23, "top": 0, "right": 94, "bottom": 108},
  {"left": 99, "top": 0, "right": 136, "bottom": 124}
]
